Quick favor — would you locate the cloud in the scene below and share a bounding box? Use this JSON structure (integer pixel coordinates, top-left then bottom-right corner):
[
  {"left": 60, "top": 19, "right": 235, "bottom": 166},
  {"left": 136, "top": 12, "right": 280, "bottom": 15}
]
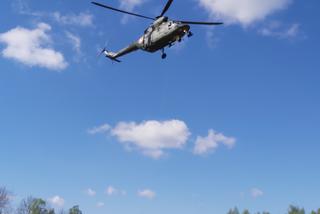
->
[
  {"left": 14, "top": 1, "right": 94, "bottom": 27},
  {"left": 197, "top": 0, "right": 292, "bottom": 26},
  {"left": 205, "top": 30, "right": 220, "bottom": 49},
  {"left": 52, "top": 12, "right": 93, "bottom": 27},
  {"left": 96, "top": 202, "right": 105, "bottom": 207},
  {"left": 106, "top": 186, "right": 117, "bottom": 196},
  {"left": 119, "top": 0, "right": 145, "bottom": 23},
  {"left": 259, "top": 22, "right": 300, "bottom": 39},
  {"left": 106, "top": 186, "right": 126, "bottom": 196},
  {"left": 0, "top": 23, "right": 68, "bottom": 71},
  {"left": 89, "top": 120, "right": 237, "bottom": 158},
  {"left": 48, "top": 196, "right": 65, "bottom": 207},
  {"left": 86, "top": 188, "right": 96, "bottom": 197},
  {"left": 88, "top": 124, "right": 111, "bottom": 135},
  {"left": 119, "top": 0, "right": 145, "bottom": 11},
  {"left": 193, "top": 129, "right": 236, "bottom": 155},
  {"left": 251, "top": 188, "right": 264, "bottom": 198},
  {"left": 111, "top": 120, "right": 190, "bottom": 159},
  {"left": 13, "top": 0, "right": 42, "bottom": 16},
  {"left": 66, "top": 32, "right": 81, "bottom": 54},
  {"left": 138, "top": 189, "right": 156, "bottom": 199}
]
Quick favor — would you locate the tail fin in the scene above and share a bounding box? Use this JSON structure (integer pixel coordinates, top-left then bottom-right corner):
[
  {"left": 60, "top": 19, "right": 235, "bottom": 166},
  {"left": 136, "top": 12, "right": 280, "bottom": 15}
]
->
[{"left": 99, "top": 48, "right": 121, "bottom": 63}]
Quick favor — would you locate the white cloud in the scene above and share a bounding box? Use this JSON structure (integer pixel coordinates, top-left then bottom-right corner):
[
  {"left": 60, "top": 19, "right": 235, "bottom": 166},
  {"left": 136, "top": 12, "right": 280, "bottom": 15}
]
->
[
  {"left": 106, "top": 186, "right": 117, "bottom": 196},
  {"left": 13, "top": 0, "right": 42, "bottom": 16},
  {"left": 119, "top": 0, "right": 145, "bottom": 11},
  {"left": 14, "top": 1, "right": 93, "bottom": 27},
  {"left": 198, "top": 0, "right": 292, "bottom": 26},
  {"left": 96, "top": 202, "right": 105, "bottom": 207},
  {"left": 138, "top": 189, "right": 156, "bottom": 199},
  {"left": 106, "top": 186, "right": 126, "bottom": 196},
  {"left": 53, "top": 12, "right": 93, "bottom": 27},
  {"left": 205, "top": 30, "right": 220, "bottom": 49},
  {"left": 88, "top": 124, "right": 111, "bottom": 135},
  {"left": 251, "top": 188, "right": 264, "bottom": 198},
  {"left": 86, "top": 188, "right": 96, "bottom": 197},
  {"left": 0, "top": 23, "right": 68, "bottom": 71},
  {"left": 48, "top": 195, "right": 65, "bottom": 207},
  {"left": 259, "top": 22, "right": 300, "bottom": 39},
  {"left": 119, "top": 0, "right": 145, "bottom": 23},
  {"left": 66, "top": 32, "right": 81, "bottom": 54},
  {"left": 193, "top": 129, "right": 236, "bottom": 155},
  {"left": 89, "top": 120, "right": 236, "bottom": 158},
  {"left": 111, "top": 120, "right": 190, "bottom": 159}
]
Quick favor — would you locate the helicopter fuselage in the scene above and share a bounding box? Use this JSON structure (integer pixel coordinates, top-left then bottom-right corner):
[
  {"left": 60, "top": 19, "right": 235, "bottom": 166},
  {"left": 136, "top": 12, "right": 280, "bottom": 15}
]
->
[
  {"left": 137, "top": 17, "right": 190, "bottom": 52},
  {"left": 93, "top": 0, "right": 222, "bottom": 61}
]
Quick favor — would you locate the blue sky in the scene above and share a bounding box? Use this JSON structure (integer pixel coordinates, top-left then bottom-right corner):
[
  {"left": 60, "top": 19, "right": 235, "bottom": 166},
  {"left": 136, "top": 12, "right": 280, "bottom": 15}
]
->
[{"left": 0, "top": 0, "right": 320, "bottom": 213}]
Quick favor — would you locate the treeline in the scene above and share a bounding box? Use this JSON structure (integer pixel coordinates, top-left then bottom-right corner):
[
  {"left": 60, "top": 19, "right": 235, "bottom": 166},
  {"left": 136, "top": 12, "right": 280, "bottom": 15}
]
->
[
  {"left": 227, "top": 206, "right": 320, "bottom": 214},
  {"left": 0, "top": 187, "right": 82, "bottom": 214},
  {"left": 2, "top": 186, "right": 320, "bottom": 214}
]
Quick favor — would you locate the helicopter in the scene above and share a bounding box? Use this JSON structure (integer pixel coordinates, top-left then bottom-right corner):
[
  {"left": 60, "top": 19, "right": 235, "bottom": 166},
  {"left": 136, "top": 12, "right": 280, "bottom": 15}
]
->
[{"left": 92, "top": 0, "right": 223, "bottom": 62}]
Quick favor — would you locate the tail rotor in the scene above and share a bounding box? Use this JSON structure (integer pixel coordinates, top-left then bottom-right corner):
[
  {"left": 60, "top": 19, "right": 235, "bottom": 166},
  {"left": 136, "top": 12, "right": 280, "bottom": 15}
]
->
[
  {"left": 98, "top": 47, "right": 107, "bottom": 57},
  {"left": 97, "top": 40, "right": 121, "bottom": 63},
  {"left": 98, "top": 47, "right": 121, "bottom": 63}
]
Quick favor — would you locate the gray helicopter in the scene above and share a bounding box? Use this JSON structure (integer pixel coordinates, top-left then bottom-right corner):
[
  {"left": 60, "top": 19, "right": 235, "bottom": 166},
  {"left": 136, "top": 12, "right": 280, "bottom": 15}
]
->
[{"left": 92, "top": 0, "right": 223, "bottom": 62}]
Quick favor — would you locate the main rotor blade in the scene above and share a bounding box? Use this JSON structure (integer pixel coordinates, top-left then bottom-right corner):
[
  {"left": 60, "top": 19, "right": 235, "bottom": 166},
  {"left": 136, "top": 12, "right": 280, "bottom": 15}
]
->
[
  {"left": 159, "top": 0, "right": 173, "bottom": 17},
  {"left": 177, "top": 20, "right": 223, "bottom": 25},
  {"left": 92, "top": 1, "right": 155, "bottom": 20}
]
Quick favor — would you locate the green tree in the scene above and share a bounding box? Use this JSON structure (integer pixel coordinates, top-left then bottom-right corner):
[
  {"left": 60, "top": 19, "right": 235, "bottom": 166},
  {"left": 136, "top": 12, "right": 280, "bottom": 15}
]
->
[
  {"left": 287, "top": 205, "right": 305, "bottom": 214},
  {"left": 30, "top": 199, "right": 45, "bottom": 214},
  {"left": 17, "top": 197, "right": 54, "bottom": 214},
  {"left": 227, "top": 207, "right": 240, "bottom": 214},
  {"left": 310, "top": 209, "right": 320, "bottom": 214},
  {"left": 68, "top": 206, "right": 82, "bottom": 214},
  {"left": 30, "top": 198, "right": 52, "bottom": 214},
  {"left": 242, "top": 209, "right": 250, "bottom": 214}
]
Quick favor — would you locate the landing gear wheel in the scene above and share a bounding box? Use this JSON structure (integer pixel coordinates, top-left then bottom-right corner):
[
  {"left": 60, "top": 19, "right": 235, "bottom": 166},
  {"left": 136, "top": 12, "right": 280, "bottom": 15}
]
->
[
  {"left": 188, "top": 31, "right": 193, "bottom": 38},
  {"left": 161, "top": 48, "right": 167, "bottom": 59}
]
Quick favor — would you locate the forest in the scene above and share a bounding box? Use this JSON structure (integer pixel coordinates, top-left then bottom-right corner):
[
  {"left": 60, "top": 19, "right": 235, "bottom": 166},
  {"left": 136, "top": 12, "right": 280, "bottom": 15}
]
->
[{"left": 1, "top": 187, "right": 319, "bottom": 214}]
